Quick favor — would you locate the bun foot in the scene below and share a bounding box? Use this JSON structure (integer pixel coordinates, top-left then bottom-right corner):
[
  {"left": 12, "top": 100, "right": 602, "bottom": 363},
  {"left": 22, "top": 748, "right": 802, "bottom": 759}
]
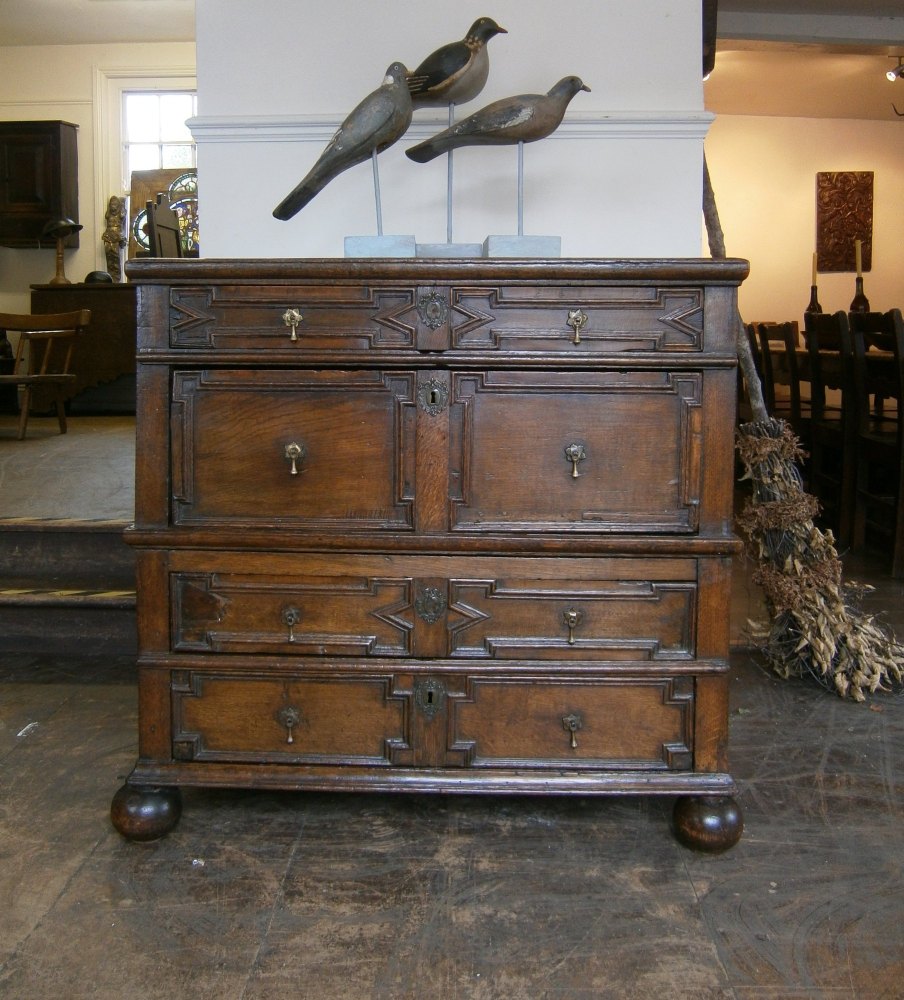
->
[
  {"left": 673, "top": 795, "right": 743, "bottom": 853},
  {"left": 111, "top": 784, "right": 182, "bottom": 841}
]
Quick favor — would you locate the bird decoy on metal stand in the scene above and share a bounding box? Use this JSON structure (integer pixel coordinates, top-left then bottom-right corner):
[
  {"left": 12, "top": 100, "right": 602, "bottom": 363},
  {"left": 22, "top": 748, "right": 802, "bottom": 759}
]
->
[
  {"left": 272, "top": 61, "right": 414, "bottom": 234},
  {"left": 406, "top": 16, "right": 507, "bottom": 107},
  {"left": 406, "top": 17, "right": 507, "bottom": 246},
  {"left": 406, "top": 75, "right": 591, "bottom": 162},
  {"left": 406, "top": 75, "right": 590, "bottom": 254}
]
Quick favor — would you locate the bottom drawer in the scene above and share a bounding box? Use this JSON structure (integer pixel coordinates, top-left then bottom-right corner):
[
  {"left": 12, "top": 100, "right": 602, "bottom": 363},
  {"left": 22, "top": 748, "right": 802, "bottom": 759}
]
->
[
  {"left": 170, "top": 669, "right": 694, "bottom": 772},
  {"left": 451, "top": 676, "right": 694, "bottom": 770},
  {"left": 171, "top": 672, "right": 409, "bottom": 765}
]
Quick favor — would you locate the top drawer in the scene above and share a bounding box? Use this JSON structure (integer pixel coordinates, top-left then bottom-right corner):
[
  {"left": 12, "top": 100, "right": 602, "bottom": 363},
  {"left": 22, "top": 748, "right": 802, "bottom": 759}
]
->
[{"left": 162, "top": 282, "right": 708, "bottom": 357}]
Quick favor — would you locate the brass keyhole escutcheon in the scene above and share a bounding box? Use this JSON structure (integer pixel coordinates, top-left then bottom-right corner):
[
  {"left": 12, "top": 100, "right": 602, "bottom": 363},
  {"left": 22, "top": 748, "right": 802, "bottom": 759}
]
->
[
  {"left": 564, "top": 443, "right": 586, "bottom": 479},
  {"left": 282, "top": 606, "right": 301, "bottom": 642},
  {"left": 566, "top": 308, "right": 588, "bottom": 345},
  {"left": 414, "top": 678, "right": 446, "bottom": 720},
  {"left": 282, "top": 307, "right": 303, "bottom": 341},
  {"left": 417, "top": 378, "right": 448, "bottom": 415},
  {"left": 562, "top": 713, "right": 583, "bottom": 749},
  {"left": 276, "top": 705, "right": 301, "bottom": 744},
  {"left": 563, "top": 607, "right": 583, "bottom": 645},
  {"left": 284, "top": 441, "right": 305, "bottom": 475}
]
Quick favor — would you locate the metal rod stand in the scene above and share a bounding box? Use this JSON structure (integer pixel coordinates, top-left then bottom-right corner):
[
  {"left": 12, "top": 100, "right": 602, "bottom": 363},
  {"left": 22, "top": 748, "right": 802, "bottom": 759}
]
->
[
  {"left": 372, "top": 147, "right": 383, "bottom": 236},
  {"left": 517, "top": 141, "right": 524, "bottom": 237},
  {"left": 446, "top": 103, "right": 454, "bottom": 243}
]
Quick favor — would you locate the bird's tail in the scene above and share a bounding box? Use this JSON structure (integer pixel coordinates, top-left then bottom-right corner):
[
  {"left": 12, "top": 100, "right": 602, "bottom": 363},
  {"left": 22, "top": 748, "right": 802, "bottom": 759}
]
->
[
  {"left": 272, "top": 172, "right": 330, "bottom": 221},
  {"left": 405, "top": 136, "right": 449, "bottom": 164}
]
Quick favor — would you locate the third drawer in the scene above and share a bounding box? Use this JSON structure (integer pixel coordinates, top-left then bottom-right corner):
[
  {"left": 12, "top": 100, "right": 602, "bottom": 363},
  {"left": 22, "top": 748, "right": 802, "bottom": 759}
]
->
[{"left": 168, "top": 552, "right": 699, "bottom": 661}]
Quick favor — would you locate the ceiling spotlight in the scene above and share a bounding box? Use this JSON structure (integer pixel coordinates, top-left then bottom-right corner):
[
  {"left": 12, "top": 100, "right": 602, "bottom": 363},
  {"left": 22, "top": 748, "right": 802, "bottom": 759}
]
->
[{"left": 887, "top": 58, "right": 904, "bottom": 81}]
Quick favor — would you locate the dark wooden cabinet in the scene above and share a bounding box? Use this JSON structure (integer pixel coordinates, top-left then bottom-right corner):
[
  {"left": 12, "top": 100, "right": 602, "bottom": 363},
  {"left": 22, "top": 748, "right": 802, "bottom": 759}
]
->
[
  {"left": 111, "top": 258, "right": 748, "bottom": 851},
  {"left": 31, "top": 283, "right": 136, "bottom": 412},
  {"left": 0, "top": 121, "right": 79, "bottom": 248}
]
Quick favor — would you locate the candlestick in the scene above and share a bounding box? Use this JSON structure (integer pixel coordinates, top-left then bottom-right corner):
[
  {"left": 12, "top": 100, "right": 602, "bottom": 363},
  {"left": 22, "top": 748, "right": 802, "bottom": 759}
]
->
[
  {"left": 850, "top": 240, "right": 870, "bottom": 311},
  {"left": 850, "top": 276, "right": 870, "bottom": 313},
  {"left": 806, "top": 252, "right": 822, "bottom": 313}
]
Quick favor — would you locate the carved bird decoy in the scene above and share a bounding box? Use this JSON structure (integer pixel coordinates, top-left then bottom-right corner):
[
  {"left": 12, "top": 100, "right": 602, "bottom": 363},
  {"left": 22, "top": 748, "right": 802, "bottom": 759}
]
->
[
  {"left": 406, "top": 17, "right": 507, "bottom": 107},
  {"left": 273, "top": 62, "right": 413, "bottom": 221},
  {"left": 405, "top": 76, "right": 590, "bottom": 164}
]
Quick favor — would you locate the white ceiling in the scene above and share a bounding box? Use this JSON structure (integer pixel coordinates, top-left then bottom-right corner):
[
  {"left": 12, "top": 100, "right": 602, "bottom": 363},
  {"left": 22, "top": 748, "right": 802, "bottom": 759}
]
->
[
  {"left": 706, "top": 45, "right": 904, "bottom": 120},
  {"left": 720, "top": 0, "right": 902, "bottom": 13},
  {"left": 711, "top": 1, "right": 904, "bottom": 120},
  {"left": 0, "top": 0, "right": 196, "bottom": 45}
]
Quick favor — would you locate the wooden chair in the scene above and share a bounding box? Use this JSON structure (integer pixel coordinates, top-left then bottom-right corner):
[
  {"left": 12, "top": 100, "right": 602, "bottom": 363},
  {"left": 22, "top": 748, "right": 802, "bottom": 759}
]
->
[
  {"left": 802, "top": 310, "right": 855, "bottom": 546},
  {"left": 847, "top": 309, "right": 904, "bottom": 577},
  {"left": 754, "top": 320, "right": 811, "bottom": 443},
  {"left": 0, "top": 309, "right": 91, "bottom": 439},
  {"left": 849, "top": 310, "right": 896, "bottom": 418},
  {"left": 146, "top": 195, "right": 183, "bottom": 258}
]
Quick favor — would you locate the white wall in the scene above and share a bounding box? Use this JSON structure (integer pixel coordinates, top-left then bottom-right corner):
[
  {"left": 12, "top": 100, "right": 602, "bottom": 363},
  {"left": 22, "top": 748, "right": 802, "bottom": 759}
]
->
[
  {"left": 0, "top": 41, "right": 195, "bottom": 314},
  {"left": 194, "top": 0, "right": 709, "bottom": 259},
  {"left": 705, "top": 114, "right": 904, "bottom": 323}
]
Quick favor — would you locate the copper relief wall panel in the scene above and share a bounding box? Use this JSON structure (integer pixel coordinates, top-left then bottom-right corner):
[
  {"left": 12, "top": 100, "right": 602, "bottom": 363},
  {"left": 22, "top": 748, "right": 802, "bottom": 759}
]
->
[{"left": 815, "top": 171, "right": 873, "bottom": 272}]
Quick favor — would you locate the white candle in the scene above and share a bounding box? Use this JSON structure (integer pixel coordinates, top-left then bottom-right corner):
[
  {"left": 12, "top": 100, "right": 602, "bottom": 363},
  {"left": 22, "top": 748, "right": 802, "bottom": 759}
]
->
[
  {"left": 855, "top": 240, "right": 862, "bottom": 276},
  {"left": 812, "top": 252, "right": 818, "bottom": 285}
]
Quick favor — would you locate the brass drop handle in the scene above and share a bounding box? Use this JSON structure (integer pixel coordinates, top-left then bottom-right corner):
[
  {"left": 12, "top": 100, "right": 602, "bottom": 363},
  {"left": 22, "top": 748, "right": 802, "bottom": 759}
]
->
[
  {"left": 566, "top": 308, "right": 588, "bottom": 345},
  {"left": 282, "top": 307, "right": 303, "bottom": 341},
  {"left": 276, "top": 705, "right": 301, "bottom": 744},
  {"left": 284, "top": 441, "right": 305, "bottom": 475},
  {"left": 563, "top": 607, "right": 583, "bottom": 645},
  {"left": 282, "top": 606, "right": 301, "bottom": 642},
  {"left": 564, "top": 443, "right": 586, "bottom": 479},
  {"left": 562, "top": 713, "right": 583, "bottom": 749}
]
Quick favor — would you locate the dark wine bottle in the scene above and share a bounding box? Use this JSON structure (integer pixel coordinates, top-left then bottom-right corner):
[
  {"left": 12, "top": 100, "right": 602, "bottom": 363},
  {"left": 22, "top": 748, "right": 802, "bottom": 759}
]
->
[{"left": 806, "top": 285, "right": 822, "bottom": 313}]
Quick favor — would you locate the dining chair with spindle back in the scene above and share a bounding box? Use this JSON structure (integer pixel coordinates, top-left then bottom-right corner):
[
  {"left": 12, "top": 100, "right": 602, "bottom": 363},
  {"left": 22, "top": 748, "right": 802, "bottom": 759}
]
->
[{"left": 847, "top": 308, "right": 904, "bottom": 577}]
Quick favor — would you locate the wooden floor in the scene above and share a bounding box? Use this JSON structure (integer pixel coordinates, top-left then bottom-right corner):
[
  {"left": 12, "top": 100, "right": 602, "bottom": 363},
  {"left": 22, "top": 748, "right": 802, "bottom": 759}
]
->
[
  {"left": 1, "top": 636, "right": 902, "bottom": 999},
  {"left": 2, "top": 416, "right": 903, "bottom": 998}
]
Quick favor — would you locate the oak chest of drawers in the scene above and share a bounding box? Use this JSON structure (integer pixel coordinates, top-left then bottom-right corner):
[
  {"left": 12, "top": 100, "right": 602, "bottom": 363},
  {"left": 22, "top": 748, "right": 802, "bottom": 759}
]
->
[{"left": 111, "top": 258, "right": 748, "bottom": 850}]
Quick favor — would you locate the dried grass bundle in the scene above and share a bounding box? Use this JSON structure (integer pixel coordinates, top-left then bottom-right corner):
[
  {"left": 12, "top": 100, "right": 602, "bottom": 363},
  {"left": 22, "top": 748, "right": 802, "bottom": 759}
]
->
[
  {"left": 735, "top": 418, "right": 904, "bottom": 700},
  {"left": 704, "top": 157, "right": 904, "bottom": 701}
]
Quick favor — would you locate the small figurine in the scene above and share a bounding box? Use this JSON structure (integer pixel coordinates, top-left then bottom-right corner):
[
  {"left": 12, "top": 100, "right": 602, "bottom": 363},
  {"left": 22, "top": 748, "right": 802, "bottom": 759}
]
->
[{"left": 102, "top": 195, "right": 127, "bottom": 281}]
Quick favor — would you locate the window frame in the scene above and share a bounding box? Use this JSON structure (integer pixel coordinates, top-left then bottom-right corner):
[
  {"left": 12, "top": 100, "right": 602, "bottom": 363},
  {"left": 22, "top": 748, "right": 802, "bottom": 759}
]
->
[
  {"left": 93, "top": 65, "right": 196, "bottom": 271},
  {"left": 122, "top": 90, "right": 198, "bottom": 181}
]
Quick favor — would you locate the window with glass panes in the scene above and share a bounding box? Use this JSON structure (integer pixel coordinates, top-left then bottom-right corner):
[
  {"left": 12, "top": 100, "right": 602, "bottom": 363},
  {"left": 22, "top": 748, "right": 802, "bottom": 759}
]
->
[{"left": 122, "top": 91, "right": 197, "bottom": 187}]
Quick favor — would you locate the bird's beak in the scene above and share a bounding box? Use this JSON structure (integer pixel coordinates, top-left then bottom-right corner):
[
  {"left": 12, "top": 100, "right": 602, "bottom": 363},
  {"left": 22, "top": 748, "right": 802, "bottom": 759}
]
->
[
  {"left": 497, "top": 26, "right": 508, "bottom": 33},
  {"left": 581, "top": 84, "right": 591, "bottom": 92}
]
